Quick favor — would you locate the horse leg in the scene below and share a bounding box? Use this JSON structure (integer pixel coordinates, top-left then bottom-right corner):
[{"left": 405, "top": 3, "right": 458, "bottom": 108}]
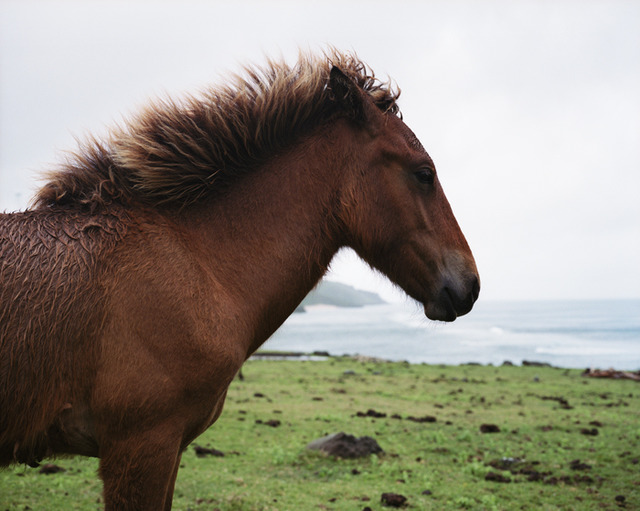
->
[
  {"left": 163, "top": 451, "right": 183, "bottom": 511},
  {"left": 99, "top": 423, "right": 183, "bottom": 511}
]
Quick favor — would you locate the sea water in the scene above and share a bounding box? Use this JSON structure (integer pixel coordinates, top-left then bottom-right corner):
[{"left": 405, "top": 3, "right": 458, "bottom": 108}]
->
[{"left": 263, "top": 299, "right": 640, "bottom": 370}]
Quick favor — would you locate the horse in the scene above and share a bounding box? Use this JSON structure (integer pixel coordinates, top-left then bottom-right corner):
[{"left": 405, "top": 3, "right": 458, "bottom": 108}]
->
[{"left": 0, "top": 50, "right": 479, "bottom": 510}]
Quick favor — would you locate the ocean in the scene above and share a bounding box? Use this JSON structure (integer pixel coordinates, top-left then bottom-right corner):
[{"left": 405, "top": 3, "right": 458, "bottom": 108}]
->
[{"left": 263, "top": 299, "right": 640, "bottom": 370}]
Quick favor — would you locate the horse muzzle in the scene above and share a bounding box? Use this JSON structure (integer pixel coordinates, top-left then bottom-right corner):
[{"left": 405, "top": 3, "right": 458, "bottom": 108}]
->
[{"left": 423, "top": 272, "right": 480, "bottom": 322}]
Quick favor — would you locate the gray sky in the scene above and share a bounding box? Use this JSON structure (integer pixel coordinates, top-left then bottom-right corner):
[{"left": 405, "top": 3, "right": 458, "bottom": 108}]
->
[{"left": 1, "top": 0, "right": 639, "bottom": 302}]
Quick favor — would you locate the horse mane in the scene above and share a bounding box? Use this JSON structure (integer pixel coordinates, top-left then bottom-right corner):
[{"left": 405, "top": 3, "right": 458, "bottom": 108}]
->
[{"left": 32, "top": 50, "right": 401, "bottom": 210}]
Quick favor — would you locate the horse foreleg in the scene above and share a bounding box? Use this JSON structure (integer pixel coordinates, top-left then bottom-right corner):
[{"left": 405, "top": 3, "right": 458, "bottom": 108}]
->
[
  {"left": 98, "top": 424, "right": 183, "bottom": 511},
  {"left": 163, "top": 451, "right": 183, "bottom": 511}
]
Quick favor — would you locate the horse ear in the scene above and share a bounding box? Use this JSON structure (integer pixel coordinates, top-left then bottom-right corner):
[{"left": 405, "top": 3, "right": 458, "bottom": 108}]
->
[{"left": 329, "top": 66, "right": 365, "bottom": 122}]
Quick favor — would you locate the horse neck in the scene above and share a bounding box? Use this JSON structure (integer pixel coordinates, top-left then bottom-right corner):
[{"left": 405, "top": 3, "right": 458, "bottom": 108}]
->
[{"left": 174, "top": 128, "right": 349, "bottom": 354}]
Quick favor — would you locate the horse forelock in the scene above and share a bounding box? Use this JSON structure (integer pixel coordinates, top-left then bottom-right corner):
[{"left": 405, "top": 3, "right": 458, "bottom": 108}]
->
[{"left": 32, "top": 50, "right": 401, "bottom": 210}]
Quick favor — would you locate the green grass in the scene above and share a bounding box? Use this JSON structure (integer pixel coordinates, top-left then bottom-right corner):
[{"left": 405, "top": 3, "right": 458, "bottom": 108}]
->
[{"left": 1, "top": 358, "right": 639, "bottom": 510}]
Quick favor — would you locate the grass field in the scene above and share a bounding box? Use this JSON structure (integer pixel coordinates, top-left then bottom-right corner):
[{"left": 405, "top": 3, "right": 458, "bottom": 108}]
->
[{"left": 1, "top": 358, "right": 638, "bottom": 510}]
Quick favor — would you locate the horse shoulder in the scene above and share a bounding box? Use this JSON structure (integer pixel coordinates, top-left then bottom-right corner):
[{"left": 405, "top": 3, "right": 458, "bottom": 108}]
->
[{"left": 91, "top": 217, "right": 246, "bottom": 439}]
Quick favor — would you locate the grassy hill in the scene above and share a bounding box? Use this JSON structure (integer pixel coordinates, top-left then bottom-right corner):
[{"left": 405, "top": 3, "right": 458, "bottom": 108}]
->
[{"left": 298, "top": 280, "right": 385, "bottom": 310}]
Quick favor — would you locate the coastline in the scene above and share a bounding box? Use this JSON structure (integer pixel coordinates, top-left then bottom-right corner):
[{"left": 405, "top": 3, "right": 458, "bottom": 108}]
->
[{"left": 264, "top": 299, "right": 640, "bottom": 370}]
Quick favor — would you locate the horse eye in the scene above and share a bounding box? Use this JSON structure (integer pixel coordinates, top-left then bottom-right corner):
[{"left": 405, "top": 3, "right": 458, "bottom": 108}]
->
[{"left": 414, "top": 170, "right": 434, "bottom": 186}]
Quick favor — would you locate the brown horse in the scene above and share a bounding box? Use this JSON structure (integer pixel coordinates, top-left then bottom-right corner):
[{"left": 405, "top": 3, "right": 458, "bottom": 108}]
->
[{"left": 0, "top": 50, "right": 479, "bottom": 509}]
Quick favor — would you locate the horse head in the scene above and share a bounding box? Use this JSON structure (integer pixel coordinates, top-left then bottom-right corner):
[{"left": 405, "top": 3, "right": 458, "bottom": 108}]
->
[{"left": 330, "top": 67, "right": 479, "bottom": 321}]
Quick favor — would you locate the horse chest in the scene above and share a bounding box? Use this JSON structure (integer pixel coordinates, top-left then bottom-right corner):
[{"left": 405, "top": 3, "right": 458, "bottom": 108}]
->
[{"left": 47, "top": 402, "right": 99, "bottom": 458}]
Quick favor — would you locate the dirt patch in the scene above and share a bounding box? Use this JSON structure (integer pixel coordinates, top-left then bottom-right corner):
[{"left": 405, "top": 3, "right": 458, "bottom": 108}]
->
[
  {"left": 255, "top": 419, "right": 281, "bottom": 427},
  {"left": 485, "top": 456, "right": 601, "bottom": 486},
  {"left": 539, "top": 395, "right": 573, "bottom": 409},
  {"left": 569, "top": 459, "right": 592, "bottom": 470},
  {"left": 485, "top": 471, "right": 511, "bottom": 483}
]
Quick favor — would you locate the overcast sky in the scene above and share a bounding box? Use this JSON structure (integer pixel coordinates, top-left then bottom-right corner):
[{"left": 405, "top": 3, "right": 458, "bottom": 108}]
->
[{"left": 1, "top": 0, "right": 639, "bottom": 302}]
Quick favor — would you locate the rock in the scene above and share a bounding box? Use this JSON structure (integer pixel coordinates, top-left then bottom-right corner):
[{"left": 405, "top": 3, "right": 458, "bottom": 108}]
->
[
  {"left": 307, "top": 432, "right": 384, "bottom": 459},
  {"left": 38, "top": 464, "right": 66, "bottom": 475},
  {"left": 407, "top": 415, "right": 436, "bottom": 423},
  {"left": 480, "top": 424, "right": 501, "bottom": 433},
  {"left": 193, "top": 445, "right": 225, "bottom": 457},
  {"left": 380, "top": 492, "right": 407, "bottom": 507},
  {"left": 356, "top": 409, "right": 386, "bottom": 418}
]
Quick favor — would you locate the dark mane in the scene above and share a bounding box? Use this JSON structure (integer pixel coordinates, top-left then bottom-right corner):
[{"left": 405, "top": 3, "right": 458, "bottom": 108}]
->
[{"left": 32, "top": 50, "right": 400, "bottom": 210}]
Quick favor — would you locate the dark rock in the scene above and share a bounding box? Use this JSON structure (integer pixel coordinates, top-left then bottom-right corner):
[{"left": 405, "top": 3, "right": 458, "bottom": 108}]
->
[
  {"left": 38, "top": 464, "right": 66, "bottom": 475},
  {"left": 580, "top": 427, "right": 599, "bottom": 436},
  {"left": 356, "top": 409, "right": 387, "bottom": 418},
  {"left": 407, "top": 415, "right": 436, "bottom": 423},
  {"left": 194, "top": 445, "right": 225, "bottom": 457},
  {"left": 381, "top": 492, "right": 407, "bottom": 507},
  {"left": 307, "top": 432, "right": 383, "bottom": 459},
  {"left": 480, "top": 424, "right": 501, "bottom": 433}
]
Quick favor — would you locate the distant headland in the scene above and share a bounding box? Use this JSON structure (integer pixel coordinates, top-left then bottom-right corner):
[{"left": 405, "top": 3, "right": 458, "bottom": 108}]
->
[{"left": 295, "top": 280, "right": 385, "bottom": 312}]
